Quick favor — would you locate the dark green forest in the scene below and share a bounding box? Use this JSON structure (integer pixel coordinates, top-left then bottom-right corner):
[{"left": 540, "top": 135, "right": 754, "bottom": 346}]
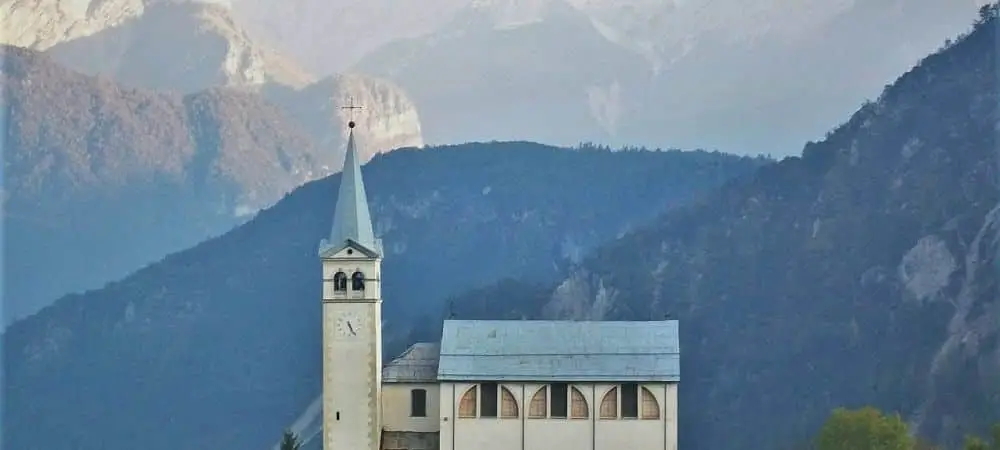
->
[
  {"left": 3, "top": 141, "right": 763, "bottom": 450},
  {"left": 440, "top": 5, "right": 1000, "bottom": 449}
]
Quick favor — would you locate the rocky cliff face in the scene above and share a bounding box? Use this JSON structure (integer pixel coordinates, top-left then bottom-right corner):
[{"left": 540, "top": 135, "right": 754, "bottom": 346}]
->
[
  {"left": 0, "top": 0, "right": 144, "bottom": 49},
  {"left": 446, "top": 8, "right": 1000, "bottom": 449},
  {"left": 261, "top": 74, "right": 424, "bottom": 165},
  {"left": 1, "top": 44, "right": 328, "bottom": 322},
  {"left": 230, "top": 0, "right": 469, "bottom": 73},
  {"left": 352, "top": 0, "right": 649, "bottom": 147},
  {"left": 43, "top": 0, "right": 315, "bottom": 91},
  {"left": 6, "top": 0, "right": 424, "bottom": 164},
  {"left": 231, "top": 0, "right": 984, "bottom": 156}
]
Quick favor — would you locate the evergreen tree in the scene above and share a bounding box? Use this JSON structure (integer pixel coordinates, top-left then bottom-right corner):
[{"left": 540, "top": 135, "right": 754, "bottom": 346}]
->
[
  {"left": 279, "top": 429, "right": 301, "bottom": 450},
  {"left": 976, "top": 2, "right": 999, "bottom": 24}
]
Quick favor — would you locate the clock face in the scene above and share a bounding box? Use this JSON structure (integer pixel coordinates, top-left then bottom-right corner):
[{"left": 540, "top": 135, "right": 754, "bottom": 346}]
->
[{"left": 335, "top": 313, "right": 363, "bottom": 338}]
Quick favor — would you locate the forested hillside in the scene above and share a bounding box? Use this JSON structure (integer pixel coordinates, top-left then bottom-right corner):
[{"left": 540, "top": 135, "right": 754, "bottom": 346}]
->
[
  {"left": 3, "top": 142, "right": 764, "bottom": 450},
  {"left": 443, "top": 7, "right": 1000, "bottom": 449}
]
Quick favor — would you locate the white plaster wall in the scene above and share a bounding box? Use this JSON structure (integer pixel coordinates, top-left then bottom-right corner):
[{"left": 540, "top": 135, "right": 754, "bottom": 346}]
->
[
  {"left": 439, "top": 383, "right": 456, "bottom": 450},
  {"left": 665, "top": 383, "right": 678, "bottom": 450},
  {"left": 382, "top": 383, "right": 440, "bottom": 432},
  {"left": 522, "top": 382, "right": 592, "bottom": 450},
  {"left": 593, "top": 382, "right": 668, "bottom": 450},
  {"left": 456, "top": 417, "right": 522, "bottom": 450},
  {"left": 524, "top": 417, "right": 593, "bottom": 449},
  {"left": 439, "top": 381, "right": 678, "bottom": 450},
  {"left": 446, "top": 382, "right": 522, "bottom": 450}
]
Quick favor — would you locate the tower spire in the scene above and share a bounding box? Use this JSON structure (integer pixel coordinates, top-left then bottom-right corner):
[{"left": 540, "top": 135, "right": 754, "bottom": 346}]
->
[{"left": 321, "top": 100, "right": 378, "bottom": 255}]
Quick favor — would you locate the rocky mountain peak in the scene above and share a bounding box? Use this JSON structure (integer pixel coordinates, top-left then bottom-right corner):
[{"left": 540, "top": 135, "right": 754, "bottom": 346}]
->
[
  {"left": 262, "top": 73, "right": 425, "bottom": 166},
  {"left": 0, "top": 0, "right": 144, "bottom": 50},
  {"left": 24, "top": 0, "right": 423, "bottom": 169},
  {"left": 41, "top": 0, "right": 315, "bottom": 92}
]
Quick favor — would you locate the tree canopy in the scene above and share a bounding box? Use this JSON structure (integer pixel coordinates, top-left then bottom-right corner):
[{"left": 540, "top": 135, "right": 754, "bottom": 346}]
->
[
  {"left": 814, "top": 407, "right": 999, "bottom": 450},
  {"left": 816, "top": 407, "right": 913, "bottom": 450}
]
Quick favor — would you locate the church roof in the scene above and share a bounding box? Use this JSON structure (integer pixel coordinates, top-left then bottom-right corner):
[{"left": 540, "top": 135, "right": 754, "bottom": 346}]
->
[
  {"left": 322, "top": 128, "right": 378, "bottom": 256},
  {"left": 383, "top": 343, "right": 440, "bottom": 383},
  {"left": 437, "top": 320, "right": 680, "bottom": 382}
]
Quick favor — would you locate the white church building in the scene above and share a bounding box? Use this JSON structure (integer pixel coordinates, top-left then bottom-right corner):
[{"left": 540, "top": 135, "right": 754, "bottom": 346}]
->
[{"left": 317, "top": 121, "right": 680, "bottom": 450}]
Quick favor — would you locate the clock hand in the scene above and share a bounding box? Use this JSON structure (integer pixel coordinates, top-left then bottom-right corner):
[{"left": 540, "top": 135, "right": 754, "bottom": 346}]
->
[{"left": 348, "top": 321, "right": 356, "bottom": 335}]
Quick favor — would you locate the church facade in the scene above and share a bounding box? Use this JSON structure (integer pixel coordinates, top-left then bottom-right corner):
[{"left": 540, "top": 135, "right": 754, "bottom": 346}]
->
[{"left": 319, "top": 123, "right": 680, "bottom": 450}]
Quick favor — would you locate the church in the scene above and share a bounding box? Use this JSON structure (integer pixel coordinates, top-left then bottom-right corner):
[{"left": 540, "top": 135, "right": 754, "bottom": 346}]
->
[{"left": 317, "top": 120, "right": 681, "bottom": 450}]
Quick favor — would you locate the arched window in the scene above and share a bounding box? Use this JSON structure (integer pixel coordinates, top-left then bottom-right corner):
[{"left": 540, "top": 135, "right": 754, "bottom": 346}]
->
[
  {"left": 621, "top": 383, "right": 639, "bottom": 418},
  {"left": 333, "top": 272, "right": 347, "bottom": 291},
  {"left": 597, "top": 384, "right": 660, "bottom": 420},
  {"left": 480, "top": 382, "right": 499, "bottom": 417},
  {"left": 641, "top": 387, "right": 660, "bottom": 420},
  {"left": 500, "top": 387, "right": 518, "bottom": 418},
  {"left": 458, "top": 386, "right": 477, "bottom": 418},
  {"left": 599, "top": 387, "right": 617, "bottom": 419},
  {"left": 411, "top": 389, "right": 427, "bottom": 417},
  {"left": 528, "top": 386, "right": 547, "bottom": 418},
  {"left": 550, "top": 383, "right": 568, "bottom": 418},
  {"left": 351, "top": 271, "right": 365, "bottom": 291},
  {"left": 571, "top": 387, "right": 589, "bottom": 419},
  {"left": 457, "top": 384, "right": 519, "bottom": 419},
  {"left": 528, "top": 384, "right": 590, "bottom": 419}
]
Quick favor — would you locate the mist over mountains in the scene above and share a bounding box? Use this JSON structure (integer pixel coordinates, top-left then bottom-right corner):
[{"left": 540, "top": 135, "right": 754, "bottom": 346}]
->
[
  {"left": 1, "top": 44, "right": 325, "bottom": 322},
  {"left": 3, "top": 0, "right": 987, "bottom": 156},
  {"left": 2, "top": 0, "right": 988, "bottom": 316},
  {"left": 232, "top": 0, "right": 986, "bottom": 155},
  {"left": 1, "top": 0, "right": 422, "bottom": 320},
  {"left": 1, "top": 2, "right": 997, "bottom": 450}
]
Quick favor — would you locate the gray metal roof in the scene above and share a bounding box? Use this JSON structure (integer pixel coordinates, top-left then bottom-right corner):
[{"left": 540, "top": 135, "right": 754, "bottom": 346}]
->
[
  {"left": 437, "top": 320, "right": 680, "bottom": 382},
  {"left": 383, "top": 343, "right": 440, "bottom": 383},
  {"left": 321, "top": 128, "right": 378, "bottom": 255}
]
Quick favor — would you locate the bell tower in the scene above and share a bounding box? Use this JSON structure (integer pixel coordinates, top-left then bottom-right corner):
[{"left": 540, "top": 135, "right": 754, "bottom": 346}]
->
[{"left": 319, "top": 115, "right": 383, "bottom": 450}]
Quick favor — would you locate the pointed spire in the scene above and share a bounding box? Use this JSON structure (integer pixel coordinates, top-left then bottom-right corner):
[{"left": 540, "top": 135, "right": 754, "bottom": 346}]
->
[{"left": 326, "top": 122, "right": 377, "bottom": 254}]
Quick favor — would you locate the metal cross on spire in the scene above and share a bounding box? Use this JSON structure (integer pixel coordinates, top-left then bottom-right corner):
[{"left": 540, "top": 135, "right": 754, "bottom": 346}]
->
[{"left": 340, "top": 96, "right": 364, "bottom": 129}]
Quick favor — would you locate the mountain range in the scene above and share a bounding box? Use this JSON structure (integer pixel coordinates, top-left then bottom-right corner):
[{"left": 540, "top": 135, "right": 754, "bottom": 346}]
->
[
  {"left": 233, "top": 0, "right": 986, "bottom": 156},
  {"left": 17, "top": 0, "right": 425, "bottom": 161},
  {"left": 352, "top": 0, "right": 649, "bottom": 147},
  {"left": 1, "top": 43, "right": 323, "bottom": 322},
  {"left": 6, "top": 6, "right": 1000, "bottom": 449},
  {"left": 2, "top": 2, "right": 998, "bottom": 450},
  {"left": 1, "top": 0, "right": 423, "bottom": 321},
  {"left": 439, "top": 8, "right": 1000, "bottom": 449},
  {"left": 18, "top": 0, "right": 980, "bottom": 157},
  {"left": 3, "top": 0, "right": 990, "bottom": 317}
]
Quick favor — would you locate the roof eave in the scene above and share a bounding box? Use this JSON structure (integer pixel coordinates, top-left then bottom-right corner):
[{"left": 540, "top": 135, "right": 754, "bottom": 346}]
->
[
  {"left": 435, "top": 375, "right": 681, "bottom": 383},
  {"left": 318, "top": 238, "right": 381, "bottom": 258}
]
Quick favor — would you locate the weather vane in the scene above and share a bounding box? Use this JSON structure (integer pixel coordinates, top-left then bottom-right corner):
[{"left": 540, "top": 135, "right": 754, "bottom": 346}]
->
[{"left": 340, "top": 96, "right": 364, "bottom": 129}]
